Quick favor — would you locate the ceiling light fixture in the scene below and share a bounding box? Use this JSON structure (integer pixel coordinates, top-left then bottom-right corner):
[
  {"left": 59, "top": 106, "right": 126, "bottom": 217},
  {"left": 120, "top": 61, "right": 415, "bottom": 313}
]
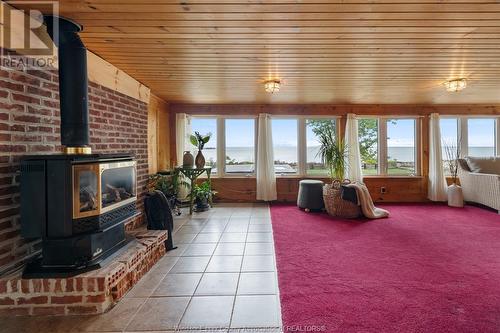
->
[
  {"left": 444, "top": 78, "right": 467, "bottom": 92},
  {"left": 264, "top": 79, "right": 281, "bottom": 94}
]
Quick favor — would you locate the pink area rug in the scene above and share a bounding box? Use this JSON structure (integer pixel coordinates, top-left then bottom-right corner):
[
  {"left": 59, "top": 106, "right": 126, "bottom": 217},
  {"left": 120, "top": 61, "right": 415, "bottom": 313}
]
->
[{"left": 270, "top": 203, "right": 500, "bottom": 333}]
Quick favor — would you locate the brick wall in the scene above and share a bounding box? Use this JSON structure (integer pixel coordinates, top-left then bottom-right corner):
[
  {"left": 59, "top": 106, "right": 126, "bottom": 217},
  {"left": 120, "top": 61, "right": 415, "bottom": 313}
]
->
[{"left": 0, "top": 52, "right": 149, "bottom": 275}]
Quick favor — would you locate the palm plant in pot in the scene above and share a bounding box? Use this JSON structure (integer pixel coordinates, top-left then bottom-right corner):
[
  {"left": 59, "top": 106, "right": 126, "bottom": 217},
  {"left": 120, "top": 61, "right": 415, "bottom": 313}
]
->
[
  {"left": 317, "top": 124, "right": 348, "bottom": 181},
  {"left": 191, "top": 181, "right": 217, "bottom": 212},
  {"left": 190, "top": 131, "right": 211, "bottom": 169},
  {"left": 316, "top": 126, "right": 360, "bottom": 218},
  {"left": 443, "top": 139, "right": 464, "bottom": 207}
]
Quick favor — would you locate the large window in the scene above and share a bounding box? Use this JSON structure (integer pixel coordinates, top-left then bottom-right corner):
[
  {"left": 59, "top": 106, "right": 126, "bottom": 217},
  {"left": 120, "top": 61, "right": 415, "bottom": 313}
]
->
[
  {"left": 191, "top": 118, "right": 217, "bottom": 173},
  {"left": 306, "top": 119, "right": 336, "bottom": 175},
  {"left": 359, "top": 118, "right": 378, "bottom": 175},
  {"left": 186, "top": 115, "right": 500, "bottom": 178},
  {"left": 225, "top": 119, "right": 255, "bottom": 174},
  {"left": 468, "top": 118, "right": 496, "bottom": 157},
  {"left": 387, "top": 119, "right": 416, "bottom": 176},
  {"left": 440, "top": 118, "right": 459, "bottom": 175},
  {"left": 272, "top": 119, "right": 298, "bottom": 175}
]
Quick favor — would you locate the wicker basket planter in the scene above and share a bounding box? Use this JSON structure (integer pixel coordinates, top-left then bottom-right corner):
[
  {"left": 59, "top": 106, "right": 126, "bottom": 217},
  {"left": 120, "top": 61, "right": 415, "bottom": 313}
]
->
[{"left": 323, "top": 180, "right": 362, "bottom": 219}]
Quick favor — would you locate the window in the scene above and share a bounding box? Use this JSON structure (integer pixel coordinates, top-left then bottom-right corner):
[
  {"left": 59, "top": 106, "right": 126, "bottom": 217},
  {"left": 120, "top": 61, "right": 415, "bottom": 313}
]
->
[
  {"left": 387, "top": 119, "right": 416, "bottom": 176},
  {"left": 440, "top": 118, "right": 458, "bottom": 175},
  {"left": 468, "top": 118, "right": 496, "bottom": 157},
  {"left": 358, "top": 118, "right": 378, "bottom": 175},
  {"left": 306, "top": 119, "right": 336, "bottom": 175},
  {"left": 272, "top": 119, "right": 298, "bottom": 174},
  {"left": 191, "top": 118, "right": 217, "bottom": 173},
  {"left": 225, "top": 119, "right": 255, "bottom": 174}
]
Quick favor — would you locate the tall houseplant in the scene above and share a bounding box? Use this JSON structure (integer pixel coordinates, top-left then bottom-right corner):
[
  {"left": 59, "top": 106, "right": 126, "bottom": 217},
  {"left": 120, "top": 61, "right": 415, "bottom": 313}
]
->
[
  {"left": 190, "top": 131, "right": 211, "bottom": 169},
  {"left": 316, "top": 125, "right": 348, "bottom": 181},
  {"left": 443, "top": 139, "right": 464, "bottom": 207}
]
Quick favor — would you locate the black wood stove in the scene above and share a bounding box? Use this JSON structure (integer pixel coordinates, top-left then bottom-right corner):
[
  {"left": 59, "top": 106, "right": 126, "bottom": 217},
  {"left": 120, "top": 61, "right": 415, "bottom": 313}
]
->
[
  {"left": 21, "top": 154, "right": 137, "bottom": 272},
  {"left": 20, "top": 16, "right": 137, "bottom": 275}
]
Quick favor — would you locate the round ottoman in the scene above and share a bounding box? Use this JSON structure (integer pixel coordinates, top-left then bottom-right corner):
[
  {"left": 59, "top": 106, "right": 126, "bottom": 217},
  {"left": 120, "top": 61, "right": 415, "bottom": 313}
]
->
[{"left": 297, "top": 180, "right": 325, "bottom": 211}]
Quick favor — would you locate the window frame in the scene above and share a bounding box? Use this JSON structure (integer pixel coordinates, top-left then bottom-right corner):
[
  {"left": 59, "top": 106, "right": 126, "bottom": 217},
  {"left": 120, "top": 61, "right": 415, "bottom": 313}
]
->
[
  {"left": 303, "top": 116, "right": 339, "bottom": 177},
  {"left": 223, "top": 117, "right": 258, "bottom": 177},
  {"left": 271, "top": 115, "right": 340, "bottom": 177},
  {"left": 358, "top": 115, "right": 421, "bottom": 177},
  {"left": 440, "top": 115, "right": 499, "bottom": 158}
]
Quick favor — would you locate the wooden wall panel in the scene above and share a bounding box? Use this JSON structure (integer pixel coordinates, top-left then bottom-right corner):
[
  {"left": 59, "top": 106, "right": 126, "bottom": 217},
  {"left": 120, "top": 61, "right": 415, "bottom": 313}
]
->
[
  {"left": 158, "top": 101, "right": 172, "bottom": 171},
  {"left": 211, "top": 177, "right": 426, "bottom": 203},
  {"left": 147, "top": 94, "right": 170, "bottom": 174}
]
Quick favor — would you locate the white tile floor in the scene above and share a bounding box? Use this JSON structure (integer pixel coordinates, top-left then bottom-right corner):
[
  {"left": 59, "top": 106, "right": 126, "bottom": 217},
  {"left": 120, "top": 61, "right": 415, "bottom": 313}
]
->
[
  {"left": 123, "top": 203, "right": 282, "bottom": 332},
  {"left": 1, "top": 203, "right": 282, "bottom": 333}
]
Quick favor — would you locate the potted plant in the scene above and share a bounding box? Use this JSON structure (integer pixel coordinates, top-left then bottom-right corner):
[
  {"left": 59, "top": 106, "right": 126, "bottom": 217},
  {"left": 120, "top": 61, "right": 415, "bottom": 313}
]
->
[
  {"left": 316, "top": 126, "right": 360, "bottom": 218},
  {"left": 317, "top": 124, "right": 348, "bottom": 181},
  {"left": 443, "top": 140, "right": 464, "bottom": 207},
  {"left": 190, "top": 131, "right": 211, "bottom": 169},
  {"left": 191, "top": 181, "right": 217, "bottom": 212}
]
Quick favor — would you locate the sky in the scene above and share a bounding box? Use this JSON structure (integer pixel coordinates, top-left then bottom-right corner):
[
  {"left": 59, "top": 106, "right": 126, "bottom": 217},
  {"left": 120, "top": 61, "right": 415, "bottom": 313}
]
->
[{"left": 190, "top": 117, "right": 496, "bottom": 148}]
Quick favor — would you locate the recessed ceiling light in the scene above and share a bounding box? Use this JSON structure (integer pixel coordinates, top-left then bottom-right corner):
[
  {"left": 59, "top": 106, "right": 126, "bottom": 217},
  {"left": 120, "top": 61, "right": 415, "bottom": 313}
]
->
[
  {"left": 264, "top": 79, "right": 281, "bottom": 93},
  {"left": 444, "top": 78, "right": 467, "bottom": 92}
]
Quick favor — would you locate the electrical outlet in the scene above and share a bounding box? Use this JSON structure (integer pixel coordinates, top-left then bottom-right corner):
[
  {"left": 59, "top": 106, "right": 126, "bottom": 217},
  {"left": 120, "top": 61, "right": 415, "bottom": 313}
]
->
[{"left": 380, "top": 187, "right": 387, "bottom": 194}]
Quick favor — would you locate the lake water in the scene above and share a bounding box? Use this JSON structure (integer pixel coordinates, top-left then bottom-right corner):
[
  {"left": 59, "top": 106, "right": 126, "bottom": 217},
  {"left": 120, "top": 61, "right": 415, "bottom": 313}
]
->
[{"left": 199, "top": 146, "right": 496, "bottom": 164}]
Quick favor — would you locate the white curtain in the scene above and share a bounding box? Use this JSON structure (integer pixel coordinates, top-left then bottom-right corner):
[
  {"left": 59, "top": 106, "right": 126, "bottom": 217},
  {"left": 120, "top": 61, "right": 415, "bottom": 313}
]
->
[
  {"left": 176, "top": 113, "right": 191, "bottom": 199},
  {"left": 428, "top": 113, "right": 448, "bottom": 201},
  {"left": 176, "top": 113, "right": 191, "bottom": 165},
  {"left": 256, "top": 113, "right": 277, "bottom": 201},
  {"left": 344, "top": 113, "right": 363, "bottom": 182}
]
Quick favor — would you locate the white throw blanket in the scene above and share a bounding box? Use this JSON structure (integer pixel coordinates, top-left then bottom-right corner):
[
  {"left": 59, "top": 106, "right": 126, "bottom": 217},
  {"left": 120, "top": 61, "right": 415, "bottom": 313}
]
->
[{"left": 345, "top": 182, "right": 389, "bottom": 219}]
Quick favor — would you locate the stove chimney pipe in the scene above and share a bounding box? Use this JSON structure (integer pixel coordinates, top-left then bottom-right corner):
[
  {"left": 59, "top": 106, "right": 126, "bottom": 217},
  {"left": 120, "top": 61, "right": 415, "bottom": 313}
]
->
[{"left": 44, "top": 16, "right": 91, "bottom": 154}]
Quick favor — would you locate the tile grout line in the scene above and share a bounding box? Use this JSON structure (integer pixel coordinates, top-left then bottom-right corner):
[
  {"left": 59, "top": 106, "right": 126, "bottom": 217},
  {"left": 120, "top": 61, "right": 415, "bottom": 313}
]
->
[
  {"left": 227, "top": 209, "right": 251, "bottom": 330},
  {"left": 176, "top": 208, "right": 235, "bottom": 331}
]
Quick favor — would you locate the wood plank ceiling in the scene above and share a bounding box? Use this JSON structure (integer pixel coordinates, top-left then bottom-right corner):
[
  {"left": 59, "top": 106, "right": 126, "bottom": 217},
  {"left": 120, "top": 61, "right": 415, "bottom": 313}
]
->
[{"left": 11, "top": 0, "right": 500, "bottom": 104}]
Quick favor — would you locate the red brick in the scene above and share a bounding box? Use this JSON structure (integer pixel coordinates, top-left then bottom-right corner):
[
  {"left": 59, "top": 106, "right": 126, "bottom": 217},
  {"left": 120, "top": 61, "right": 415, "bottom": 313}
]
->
[
  {"left": 85, "top": 294, "right": 107, "bottom": 303},
  {"left": 17, "top": 296, "right": 48, "bottom": 305},
  {"left": 0, "top": 80, "right": 24, "bottom": 92},
  {"left": 10, "top": 72, "right": 40, "bottom": 86},
  {"left": 0, "top": 307, "right": 30, "bottom": 316},
  {"left": 27, "top": 86, "right": 52, "bottom": 98},
  {"left": 0, "top": 280, "right": 7, "bottom": 293},
  {"left": 75, "top": 278, "right": 83, "bottom": 292},
  {"left": 0, "top": 297, "right": 15, "bottom": 305},
  {"left": 12, "top": 93, "right": 40, "bottom": 104},
  {"left": 50, "top": 295, "right": 82, "bottom": 304},
  {"left": 20, "top": 280, "right": 30, "bottom": 293},
  {"left": 31, "top": 279, "right": 42, "bottom": 293}
]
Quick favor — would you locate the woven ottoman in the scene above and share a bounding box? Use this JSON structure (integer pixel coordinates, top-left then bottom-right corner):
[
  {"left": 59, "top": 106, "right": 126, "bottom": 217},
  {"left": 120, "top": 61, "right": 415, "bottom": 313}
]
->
[{"left": 297, "top": 180, "right": 325, "bottom": 212}]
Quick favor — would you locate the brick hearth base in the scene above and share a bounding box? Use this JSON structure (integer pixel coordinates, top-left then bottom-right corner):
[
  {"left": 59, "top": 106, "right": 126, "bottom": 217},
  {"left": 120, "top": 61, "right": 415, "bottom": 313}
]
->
[{"left": 0, "top": 229, "right": 167, "bottom": 316}]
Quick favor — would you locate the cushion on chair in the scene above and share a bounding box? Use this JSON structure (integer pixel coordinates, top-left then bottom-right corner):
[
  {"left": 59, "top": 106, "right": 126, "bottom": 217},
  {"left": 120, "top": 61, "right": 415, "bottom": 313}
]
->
[
  {"left": 297, "top": 180, "right": 325, "bottom": 210},
  {"left": 465, "top": 156, "right": 500, "bottom": 175}
]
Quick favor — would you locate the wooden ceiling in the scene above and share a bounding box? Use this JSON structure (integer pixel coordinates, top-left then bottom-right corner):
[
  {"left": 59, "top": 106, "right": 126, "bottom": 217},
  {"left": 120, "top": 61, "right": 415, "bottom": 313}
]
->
[{"left": 12, "top": 1, "right": 500, "bottom": 104}]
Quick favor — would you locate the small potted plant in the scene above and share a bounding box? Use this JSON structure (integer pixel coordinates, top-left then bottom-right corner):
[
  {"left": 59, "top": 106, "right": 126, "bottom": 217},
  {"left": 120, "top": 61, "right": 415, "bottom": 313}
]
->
[
  {"left": 191, "top": 181, "right": 217, "bottom": 212},
  {"left": 190, "top": 131, "right": 211, "bottom": 169},
  {"left": 443, "top": 140, "right": 464, "bottom": 207}
]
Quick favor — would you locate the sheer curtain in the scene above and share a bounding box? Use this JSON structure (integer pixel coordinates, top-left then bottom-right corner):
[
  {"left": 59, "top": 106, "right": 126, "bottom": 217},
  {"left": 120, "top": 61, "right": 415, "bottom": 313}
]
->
[
  {"left": 175, "top": 113, "right": 191, "bottom": 165},
  {"left": 344, "top": 113, "right": 363, "bottom": 182},
  {"left": 428, "top": 113, "right": 448, "bottom": 201},
  {"left": 256, "top": 113, "right": 277, "bottom": 201},
  {"left": 176, "top": 113, "right": 191, "bottom": 199}
]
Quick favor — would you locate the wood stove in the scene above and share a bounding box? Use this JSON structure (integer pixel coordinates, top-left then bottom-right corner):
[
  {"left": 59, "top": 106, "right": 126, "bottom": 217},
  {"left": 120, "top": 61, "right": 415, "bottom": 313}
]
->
[
  {"left": 19, "top": 16, "right": 140, "bottom": 275},
  {"left": 20, "top": 154, "right": 138, "bottom": 273}
]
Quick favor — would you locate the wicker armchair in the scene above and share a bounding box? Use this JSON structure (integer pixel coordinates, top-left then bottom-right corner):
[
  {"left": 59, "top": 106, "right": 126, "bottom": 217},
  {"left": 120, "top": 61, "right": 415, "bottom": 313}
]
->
[{"left": 458, "top": 159, "right": 500, "bottom": 213}]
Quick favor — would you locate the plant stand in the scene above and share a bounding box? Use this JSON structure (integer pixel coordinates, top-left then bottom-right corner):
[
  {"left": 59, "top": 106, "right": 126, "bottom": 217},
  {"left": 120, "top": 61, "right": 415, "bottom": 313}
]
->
[{"left": 174, "top": 167, "right": 212, "bottom": 214}]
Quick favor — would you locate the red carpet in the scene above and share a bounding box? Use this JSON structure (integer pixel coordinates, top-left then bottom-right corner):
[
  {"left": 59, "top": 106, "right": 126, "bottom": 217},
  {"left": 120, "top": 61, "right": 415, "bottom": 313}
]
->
[{"left": 270, "top": 204, "right": 500, "bottom": 333}]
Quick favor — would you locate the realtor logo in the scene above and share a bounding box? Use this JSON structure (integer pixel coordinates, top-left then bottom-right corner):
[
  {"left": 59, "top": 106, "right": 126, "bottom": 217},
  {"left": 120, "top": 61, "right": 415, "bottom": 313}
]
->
[{"left": 0, "top": 1, "right": 58, "bottom": 69}]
